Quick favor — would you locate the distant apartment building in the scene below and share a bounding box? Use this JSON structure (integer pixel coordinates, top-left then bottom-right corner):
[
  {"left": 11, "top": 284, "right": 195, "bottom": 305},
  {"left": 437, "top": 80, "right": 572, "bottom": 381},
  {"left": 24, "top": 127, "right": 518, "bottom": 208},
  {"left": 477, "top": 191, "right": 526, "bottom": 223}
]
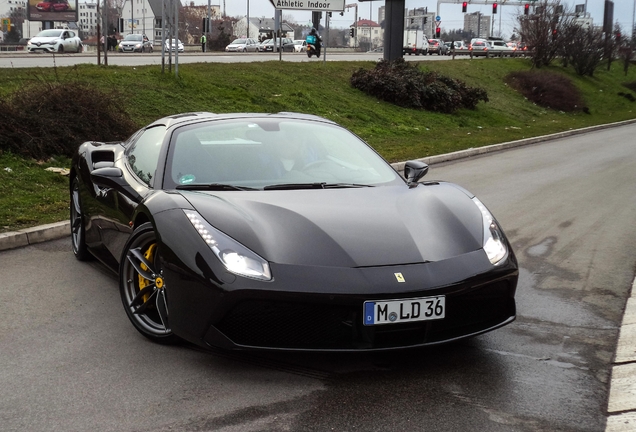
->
[
  {"left": 78, "top": 2, "right": 97, "bottom": 38},
  {"left": 463, "top": 11, "right": 490, "bottom": 39},
  {"left": 405, "top": 7, "right": 435, "bottom": 37}
]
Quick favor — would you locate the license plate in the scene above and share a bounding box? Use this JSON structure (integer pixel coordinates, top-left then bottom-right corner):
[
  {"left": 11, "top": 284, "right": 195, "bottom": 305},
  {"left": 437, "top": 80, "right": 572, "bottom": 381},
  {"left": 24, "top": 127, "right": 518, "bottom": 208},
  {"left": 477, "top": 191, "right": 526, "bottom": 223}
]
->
[{"left": 364, "top": 295, "right": 445, "bottom": 326}]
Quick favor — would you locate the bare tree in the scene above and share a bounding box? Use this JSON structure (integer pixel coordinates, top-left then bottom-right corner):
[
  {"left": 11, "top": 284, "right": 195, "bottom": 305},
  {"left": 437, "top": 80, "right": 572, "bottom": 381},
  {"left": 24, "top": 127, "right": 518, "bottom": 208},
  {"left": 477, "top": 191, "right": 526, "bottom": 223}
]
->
[
  {"left": 516, "top": 0, "right": 573, "bottom": 68},
  {"left": 559, "top": 21, "right": 604, "bottom": 76}
]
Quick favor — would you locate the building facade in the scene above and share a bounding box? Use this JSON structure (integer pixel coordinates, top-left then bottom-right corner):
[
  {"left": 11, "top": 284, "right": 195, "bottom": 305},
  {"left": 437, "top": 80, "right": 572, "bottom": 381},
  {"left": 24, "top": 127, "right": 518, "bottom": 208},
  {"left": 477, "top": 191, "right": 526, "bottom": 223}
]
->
[
  {"left": 463, "top": 11, "right": 491, "bottom": 39},
  {"left": 78, "top": 2, "right": 97, "bottom": 38}
]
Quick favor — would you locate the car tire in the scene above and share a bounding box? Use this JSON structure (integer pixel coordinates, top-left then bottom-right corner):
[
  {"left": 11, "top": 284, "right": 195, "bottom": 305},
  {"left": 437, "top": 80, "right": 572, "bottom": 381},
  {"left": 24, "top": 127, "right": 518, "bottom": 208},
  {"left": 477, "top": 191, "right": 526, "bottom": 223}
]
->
[
  {"left": 120, "top": 222, "right": 180, "bottom": 344},
  {"left": 70, "top": 176, "right": 91, "bottom": 261},
  {"left": 57, "top": 45, "right": 64, "bottom": 53},
  {"left": 77, "top": 44, "right": 83, "bottom": 53}
]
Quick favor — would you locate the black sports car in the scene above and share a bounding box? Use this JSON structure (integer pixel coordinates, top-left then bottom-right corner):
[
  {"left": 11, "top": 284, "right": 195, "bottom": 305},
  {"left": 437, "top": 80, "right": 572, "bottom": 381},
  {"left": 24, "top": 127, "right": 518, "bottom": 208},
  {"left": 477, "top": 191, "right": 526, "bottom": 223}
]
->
[{"left": 70, "top": 112, "right": 518, "bottom": 351}]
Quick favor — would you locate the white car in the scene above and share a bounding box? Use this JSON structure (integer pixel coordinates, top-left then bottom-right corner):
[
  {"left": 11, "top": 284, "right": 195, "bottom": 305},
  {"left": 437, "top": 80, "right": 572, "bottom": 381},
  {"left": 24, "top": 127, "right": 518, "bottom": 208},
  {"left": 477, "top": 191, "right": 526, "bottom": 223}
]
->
[
  {"left": 27, "top": 29, "right": 83, "bottom": 54},
  {"left": 293, "top": 39, "right": 306, "bottom": 52},
  {"left": 164, "top": 39, "right": 184, "bottom": 53},
  {"left": 225, "top": 38, "right": 259, "bottom": 52},
  {"left": 489, "top": 39, "right": 515, "bottom": 56}
]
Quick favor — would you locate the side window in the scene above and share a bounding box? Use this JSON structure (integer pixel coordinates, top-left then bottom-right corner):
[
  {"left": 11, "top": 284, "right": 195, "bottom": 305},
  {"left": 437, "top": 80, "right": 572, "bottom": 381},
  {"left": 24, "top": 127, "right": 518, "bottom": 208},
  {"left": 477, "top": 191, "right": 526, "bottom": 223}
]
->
[{"left": 127, "top": 126, "right": 166, "bottom": 187}]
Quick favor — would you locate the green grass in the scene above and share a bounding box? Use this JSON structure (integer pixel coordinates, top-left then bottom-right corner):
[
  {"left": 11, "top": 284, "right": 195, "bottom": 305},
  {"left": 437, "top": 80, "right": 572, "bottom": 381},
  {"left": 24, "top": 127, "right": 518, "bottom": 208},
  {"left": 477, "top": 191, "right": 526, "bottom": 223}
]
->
[{"left": 1, "top": 58, "right": 635, "bottom": 232}]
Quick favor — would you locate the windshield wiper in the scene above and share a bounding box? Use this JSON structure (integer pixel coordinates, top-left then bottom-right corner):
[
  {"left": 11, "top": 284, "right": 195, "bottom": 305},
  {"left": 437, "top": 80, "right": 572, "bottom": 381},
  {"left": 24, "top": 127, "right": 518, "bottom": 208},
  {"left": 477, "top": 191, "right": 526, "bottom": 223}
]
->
[
  {"left": 322, "top": 183, "right": 374, "bottom": 189},
  {"left": 263, "top": 182, "right": 374, "bottom": 190},
  {"left": 176, "top": 183, "right": 256, "bottom": 191},
  {"left": 264, "top": 183, "right": 327, "bottom": 190}
]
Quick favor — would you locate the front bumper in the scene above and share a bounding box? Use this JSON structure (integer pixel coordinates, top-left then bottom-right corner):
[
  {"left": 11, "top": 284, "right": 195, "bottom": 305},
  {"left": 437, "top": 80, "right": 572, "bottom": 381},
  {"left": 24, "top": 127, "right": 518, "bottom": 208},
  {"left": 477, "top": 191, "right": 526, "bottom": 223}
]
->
[
  {"left": 161, "top": 235, "right": 517, "bottom": 351},
  {"left": 27, "top": 45, "right": 56, "bottom": 53}
]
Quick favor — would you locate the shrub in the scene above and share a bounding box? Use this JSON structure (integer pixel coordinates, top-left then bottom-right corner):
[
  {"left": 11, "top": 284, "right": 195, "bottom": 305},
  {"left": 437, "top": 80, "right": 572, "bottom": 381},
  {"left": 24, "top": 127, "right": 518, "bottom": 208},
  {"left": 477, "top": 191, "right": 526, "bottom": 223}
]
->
[
  {"left": 0, "top": 80, "right": 138, "bottom": 160},
  {"left": 505, "top": 70, "right": 584, "bottom": 112},
  {"left": 350, "top": 58, "right": 488, "bottom": 113}
]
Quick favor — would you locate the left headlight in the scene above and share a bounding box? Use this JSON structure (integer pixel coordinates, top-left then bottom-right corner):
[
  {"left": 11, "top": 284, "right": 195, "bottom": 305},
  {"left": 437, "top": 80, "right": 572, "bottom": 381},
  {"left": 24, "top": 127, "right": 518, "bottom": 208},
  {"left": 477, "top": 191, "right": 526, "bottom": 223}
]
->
[
  {"left": 472, "top": 197, "right": 507, "bottom": 265},
  {"left": 184, "top": 209, "right": 272, "bottom": 281}
]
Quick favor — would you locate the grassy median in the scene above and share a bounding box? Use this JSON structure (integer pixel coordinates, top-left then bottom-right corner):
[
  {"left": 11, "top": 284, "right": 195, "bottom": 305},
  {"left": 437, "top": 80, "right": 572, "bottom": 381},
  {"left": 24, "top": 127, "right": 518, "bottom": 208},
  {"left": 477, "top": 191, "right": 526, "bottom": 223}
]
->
[{"left": 1, "top": 58, "right": 635, "bottom": 232}]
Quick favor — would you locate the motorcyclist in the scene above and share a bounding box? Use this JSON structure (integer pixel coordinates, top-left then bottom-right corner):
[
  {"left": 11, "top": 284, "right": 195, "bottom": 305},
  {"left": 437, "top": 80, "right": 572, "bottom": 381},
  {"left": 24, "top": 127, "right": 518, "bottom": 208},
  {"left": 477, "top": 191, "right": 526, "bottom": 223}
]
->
[{"left": 305, "top": 28, "right": 322, "bottom": 58}]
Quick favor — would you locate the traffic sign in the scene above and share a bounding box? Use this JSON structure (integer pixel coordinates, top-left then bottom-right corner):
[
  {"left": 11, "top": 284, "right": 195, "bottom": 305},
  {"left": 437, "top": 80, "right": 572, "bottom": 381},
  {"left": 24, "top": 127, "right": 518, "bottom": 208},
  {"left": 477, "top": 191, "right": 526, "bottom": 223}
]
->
[{"left": 436, "top": 16, "right": 441, "bottom": 22}]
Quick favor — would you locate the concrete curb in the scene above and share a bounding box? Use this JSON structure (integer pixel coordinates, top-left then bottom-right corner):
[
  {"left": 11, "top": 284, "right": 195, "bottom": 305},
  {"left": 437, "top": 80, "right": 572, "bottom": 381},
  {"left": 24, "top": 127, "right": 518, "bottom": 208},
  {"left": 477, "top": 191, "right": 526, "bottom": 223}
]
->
[
  {"left": 606, "top": 276, "right": 636, "bottom": 431},
  {"left": 389, "top": 117, "right": 636, "bottom": 173},
  {"left": 0, "top": 221, "right": 70, "bottom": 252}
]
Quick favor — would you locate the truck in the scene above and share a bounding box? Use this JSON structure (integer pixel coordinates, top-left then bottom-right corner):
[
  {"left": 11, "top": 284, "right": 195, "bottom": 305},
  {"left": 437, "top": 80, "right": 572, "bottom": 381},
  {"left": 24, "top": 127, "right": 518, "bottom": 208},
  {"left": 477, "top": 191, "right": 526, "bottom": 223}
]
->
[{"left": 403, "top": 30, "right": 428, "bottom": 56}]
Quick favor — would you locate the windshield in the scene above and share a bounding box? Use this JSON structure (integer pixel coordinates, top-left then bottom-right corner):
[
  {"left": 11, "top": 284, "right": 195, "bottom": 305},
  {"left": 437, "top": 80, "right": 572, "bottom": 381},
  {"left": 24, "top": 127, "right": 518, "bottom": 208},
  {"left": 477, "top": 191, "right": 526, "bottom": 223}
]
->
[
  {"left": 124, "top": 34, "right": 143, "bottom": 41},
  {"left": 164, "top": 118, "right": 400, "bottom": 190},
  {"left": 231, "top": 39, "right": 246, "bottom": 44},
  {"left": 37, "top": 30, "right": 63, "bottom": 38}
]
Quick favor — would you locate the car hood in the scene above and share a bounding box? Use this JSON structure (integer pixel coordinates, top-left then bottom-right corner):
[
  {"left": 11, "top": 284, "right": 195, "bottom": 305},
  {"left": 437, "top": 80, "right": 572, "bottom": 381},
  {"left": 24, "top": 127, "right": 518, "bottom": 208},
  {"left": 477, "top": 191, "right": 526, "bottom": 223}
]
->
[
  {"left": 179, "top": 183, "right": 484, "bottom": 268},
  {"left": 121, "top": 40, "right": 141, "bottom": 45},
  {"left": 227, "top": 44, "right": 244, "bottom": 48},
  {"left": 30, "top": 36, "right": 60, "bottom": 43}
]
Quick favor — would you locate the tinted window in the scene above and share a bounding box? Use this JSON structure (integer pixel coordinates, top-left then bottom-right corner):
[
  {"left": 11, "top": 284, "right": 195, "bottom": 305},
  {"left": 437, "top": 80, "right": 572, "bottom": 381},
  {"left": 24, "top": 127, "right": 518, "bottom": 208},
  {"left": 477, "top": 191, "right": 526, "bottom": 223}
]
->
[
  {"left": 165, "top": 119, "right": 399, "bottom": 189},
  {"left": 127, "top": 126, "right": 166, "bottom": 186}
]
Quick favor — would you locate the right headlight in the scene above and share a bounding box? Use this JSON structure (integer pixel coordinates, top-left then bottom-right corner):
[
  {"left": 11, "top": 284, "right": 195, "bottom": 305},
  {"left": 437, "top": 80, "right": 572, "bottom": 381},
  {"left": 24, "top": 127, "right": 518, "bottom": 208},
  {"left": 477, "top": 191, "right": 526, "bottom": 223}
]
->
[
  {"left": 184, "top": 209, "right": 272, "bottom": 281},
  {"left": 472, "top": 197, "right": 507, "bottom": 265}
]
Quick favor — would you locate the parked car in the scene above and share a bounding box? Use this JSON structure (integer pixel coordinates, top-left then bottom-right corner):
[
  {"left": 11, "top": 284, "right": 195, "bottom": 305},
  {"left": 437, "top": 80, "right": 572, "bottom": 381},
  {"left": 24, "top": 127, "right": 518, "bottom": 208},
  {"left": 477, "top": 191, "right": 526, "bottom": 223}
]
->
[
  {"left": 35, "top": 0, "right": 69, "bottom": 12},
  {"left": 258, "top": 38, "right": 294, "bottom": 52},
  {"left": 225, "top": 38, "right": 259, "bottom": 52},
  {"left": 70, "top": 111, "right": 518, "bottom": 351},
  {"left": 51, "top": 0, "right": 70, "bottom": 11},
  {"left": 165, "top": 38, "right": 184, "bottom": 53},
  {"left": 27, "top": 29, "right": 83, "bottom": 53},
  {"left": 469, "top": 39, "right": 491, "bottom": 57},
  {"left": 118, "top": 33, "right": 153, "bottom": 53},
  {"left": 16, "top": 38, "right": 30, "bottom": 51},
  {"left": 488, "top": 39, "right": 515, "bottom": 56},
  {"left": 435, "top": 39, "right": 449, "bottom": 55},
  {"left": 293, "top": 39, "right": 307, "bottom": 52},
  {"left": 453, "top": 41, "right": 467, "bottom": 50},
  {"left": 427, "top": 39, "right": 444, "bottom": 55}
]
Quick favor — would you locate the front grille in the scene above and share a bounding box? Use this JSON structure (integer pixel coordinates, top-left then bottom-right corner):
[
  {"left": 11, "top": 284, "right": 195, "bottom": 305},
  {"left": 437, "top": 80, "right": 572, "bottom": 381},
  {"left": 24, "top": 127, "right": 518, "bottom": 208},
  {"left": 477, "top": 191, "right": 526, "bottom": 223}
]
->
[{"left": 214, "top": 280, "right": 515, "bottom": 350}]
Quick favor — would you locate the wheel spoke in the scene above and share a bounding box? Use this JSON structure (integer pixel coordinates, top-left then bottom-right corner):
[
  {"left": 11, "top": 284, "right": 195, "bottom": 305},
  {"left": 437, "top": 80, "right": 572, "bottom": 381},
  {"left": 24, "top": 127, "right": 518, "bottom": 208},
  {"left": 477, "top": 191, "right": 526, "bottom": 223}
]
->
[
  {"left": 129, "top": 284, "right": 156, "bottom": 308},
  {"left": 156, "top": 289, "right": 170, "bottom": 330},
  {"left": 132, "top": 289, "right": 158, "bottom": 315},
  {"left": 127, "top": 247, "right": 156, "bottom": 280}
]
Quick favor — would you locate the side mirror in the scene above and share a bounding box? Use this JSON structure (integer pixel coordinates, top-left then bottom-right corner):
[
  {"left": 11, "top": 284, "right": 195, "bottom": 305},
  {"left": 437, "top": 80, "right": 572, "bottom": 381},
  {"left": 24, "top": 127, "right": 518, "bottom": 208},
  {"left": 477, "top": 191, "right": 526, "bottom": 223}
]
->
[
  {"left": 91, "top": 167, "right": 142, "bottom": 201},
  {"left": 404, "top": 160, "right": 429, "bottom": 186}
]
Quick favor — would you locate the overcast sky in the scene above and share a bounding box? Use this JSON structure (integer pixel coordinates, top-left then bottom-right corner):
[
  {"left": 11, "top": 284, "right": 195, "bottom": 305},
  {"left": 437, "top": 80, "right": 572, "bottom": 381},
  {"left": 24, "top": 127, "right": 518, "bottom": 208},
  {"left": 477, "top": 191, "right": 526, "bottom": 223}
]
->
[{"left": 209, "top": 0, "right": 635, "bottom": 38}]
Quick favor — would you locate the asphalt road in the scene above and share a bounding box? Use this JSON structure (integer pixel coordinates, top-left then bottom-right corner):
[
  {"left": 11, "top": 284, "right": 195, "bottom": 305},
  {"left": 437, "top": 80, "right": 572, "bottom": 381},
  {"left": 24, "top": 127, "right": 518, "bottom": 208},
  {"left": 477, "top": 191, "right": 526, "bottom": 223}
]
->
[
  {"left": 1, "top": 123, "right": 635, "bottom": 432},
  {"left": 0, "top": 50, "right": 462, "bottom": 68}
]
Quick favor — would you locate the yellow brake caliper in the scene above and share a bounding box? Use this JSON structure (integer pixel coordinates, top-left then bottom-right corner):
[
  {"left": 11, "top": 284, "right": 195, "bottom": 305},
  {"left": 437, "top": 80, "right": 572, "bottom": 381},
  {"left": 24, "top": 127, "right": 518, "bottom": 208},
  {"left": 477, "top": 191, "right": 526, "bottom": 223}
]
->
[{"left": 138, "top": 243, "right": 157, "bottom": 303}]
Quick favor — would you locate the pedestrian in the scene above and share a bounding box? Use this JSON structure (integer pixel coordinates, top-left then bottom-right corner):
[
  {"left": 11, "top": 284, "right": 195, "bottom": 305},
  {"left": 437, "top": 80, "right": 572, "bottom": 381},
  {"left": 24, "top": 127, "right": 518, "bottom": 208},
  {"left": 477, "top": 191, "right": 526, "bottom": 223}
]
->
[{"left": 201, "top": 34, "right": 207, "bottom": 52}]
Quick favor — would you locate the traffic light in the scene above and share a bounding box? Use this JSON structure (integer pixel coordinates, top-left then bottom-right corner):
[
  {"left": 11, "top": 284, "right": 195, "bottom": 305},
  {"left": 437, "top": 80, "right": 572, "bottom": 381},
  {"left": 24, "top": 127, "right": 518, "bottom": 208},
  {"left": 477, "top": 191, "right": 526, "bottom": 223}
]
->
[
  {"left": 524, "top": 4, "right": 529, "bottom": 15},
  {"left": 202, "top": 17, "right": 210, "bottom": 33},
  {"left": 492, "top": 3, "right": 497, "bottom": 14},
  {"left": 423, "top": 17, "right": 428, "bottom": 24},
  {"left": 118, "top": 17, "right": 125, "bottom": 32},
  {"left": 462, "top": 2, "right": 467, "bottom": 13},
  {"left": 552, "top": 28, "right": 557, "bottom": 40},
  {"left": 435, "top": 27, "right": 441, "bottom": 37},
  {"left": 349, "top": 28, "right": 355, "bottom": 37}
]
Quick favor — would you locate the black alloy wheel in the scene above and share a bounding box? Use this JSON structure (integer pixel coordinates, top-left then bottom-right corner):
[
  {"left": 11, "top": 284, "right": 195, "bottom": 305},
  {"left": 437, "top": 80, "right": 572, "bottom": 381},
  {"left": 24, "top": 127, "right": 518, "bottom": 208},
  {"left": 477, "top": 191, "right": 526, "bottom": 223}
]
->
[
  {"left": 70, "top": 176, "right": 91, "bottom": 260},
  {"left": 120, "top": 222, "right": 179, "bottom": 344}
]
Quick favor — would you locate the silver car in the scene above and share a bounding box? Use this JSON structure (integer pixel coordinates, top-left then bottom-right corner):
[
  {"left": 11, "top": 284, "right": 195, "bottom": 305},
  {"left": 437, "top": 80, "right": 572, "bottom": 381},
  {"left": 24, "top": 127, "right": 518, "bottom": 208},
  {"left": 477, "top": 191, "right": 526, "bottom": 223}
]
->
[
  {"left": 225, "top": 38, "right": 259, "bottom": 52},
  {"left": 118, "top": 34, "right": 153, "bottom": 53}
]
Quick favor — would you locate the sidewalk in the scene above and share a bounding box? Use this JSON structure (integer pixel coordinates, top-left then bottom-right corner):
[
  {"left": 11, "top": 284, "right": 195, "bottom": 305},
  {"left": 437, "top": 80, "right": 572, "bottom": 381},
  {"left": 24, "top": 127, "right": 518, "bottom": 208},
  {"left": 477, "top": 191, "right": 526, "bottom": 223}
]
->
[{"left": 1, "top": 119, "right": 636, "bottom": 430}]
